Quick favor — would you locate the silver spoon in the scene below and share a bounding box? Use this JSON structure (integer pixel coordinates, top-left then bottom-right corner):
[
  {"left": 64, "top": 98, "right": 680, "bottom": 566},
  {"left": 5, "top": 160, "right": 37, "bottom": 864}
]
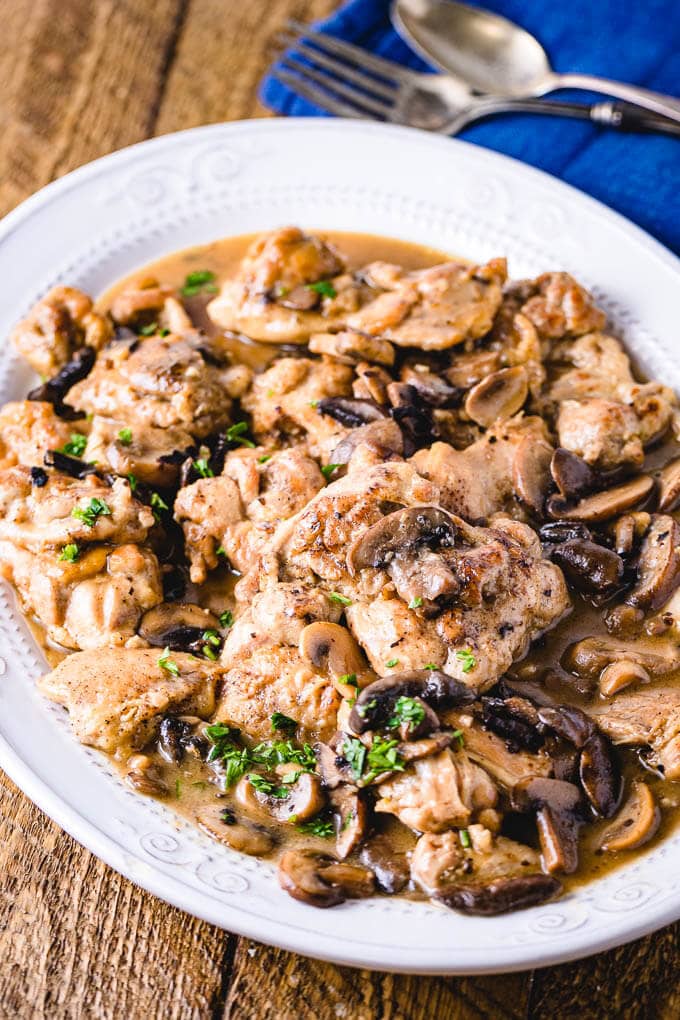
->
[{"left": 392, "top": 0, "right": 680, "bottom": 125}]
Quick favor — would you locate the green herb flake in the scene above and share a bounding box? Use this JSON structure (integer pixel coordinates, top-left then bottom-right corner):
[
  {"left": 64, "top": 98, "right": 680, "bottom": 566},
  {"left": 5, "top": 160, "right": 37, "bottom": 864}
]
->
[
  {"left": 306, "top": 280, "right": 337, "bottom": 299},
  {"left": 258, "top": 454, "right": 272, "bottom": 464},
  {"left": 309, "top": 399, "right": 318, "bottom": 409},
  {"left": 219, "top": 610, "right": 234, "bottom": 628},
  {"left": 175, "top": 779, "right": 182, "bottom": 799},
  {"left": 71, "top": 497, "right": 112, "bottom": 528},
  {"left": 321, "top": 463, "right": 341, "bottom": 481},
  {"left": 271, "top": 712, "right": 298, "bottom": 735},
  {"left": 118, "top": 427, "right": 133, "bottom": 446},
  {"left": 355, "top": 697, "right": 377, "bottom": 719},
  {"left": 455, "top": 648, "right": 477, "bottom": 674},
  {"left": 338, "top": 673, "right": 358, "bottom": 688},
  {"left": 202, "top": 644, "right": 218, "bottom": 661},
  {"left": 215, "top": 545, "right": 226, "bottom": 557},
  {"left": 225, "top": 421, "right": 255, "bottom": 448},
  {"left": 58, "top": 543, "right": 80, "bottom": 563},
  {"left": 423, "top": 663, "right": 438, "bottom": 671},
  {"left": 388, "top": 696, "right": 426, "bottom": 731},
  {"left": 459, "top": 828, "right": 471, "bottom": 849},
  {"left": 386, "top": 658, "right": 399, "bottom": 668},
  {"left": 139, "top": 322, "right": 158, "bottom": 336},
  {"left": 451, "top": 728, "right": 465, "bottom": 750},
  {"left": 247, "top": 773, "right": 289, "bottom": 799},
  {"left": 60, "top": 433, "right": 87, "bottom": 458},
  {"left": 363, "top": 737, "right": 405, "bottom": 783},
  {"left": 342, "top": 737, "right": 367, "bottom": 782},
  {"left": 329, "top": 591, "right": 352, "bottom": 606},
  {"left": 297, "top": 815, "right": 334, "bottom": 838},
  {"left": 181, "top": 269, "right": 217, "bottom": 297},
  {"left": 127, "top": 473, "right": 138, "bottom": 493},
  {"left": 150, "top": 491, "right": 169, "bottom": 518},
  {"left": 193, "top": 456, "right": 214, "bottom": 479},
  {"left": 158, "top": 646, "right": 180, "bottom": 676},
  {"left": 408, "top": 597, "right": 423, "bottom": 610}
]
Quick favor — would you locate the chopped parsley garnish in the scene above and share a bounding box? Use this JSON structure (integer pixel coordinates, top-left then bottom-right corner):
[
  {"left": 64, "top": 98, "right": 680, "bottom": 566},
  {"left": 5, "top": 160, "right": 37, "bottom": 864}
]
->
[
  {"left": 258, "top": 454, "right": 272, "bottom": 464},
  {"left": 386, "top": 658, "right": 399, "bottom": 668},
  {"left": 329, "top": 591, "right": 352, "bottom": 606},
  {"left": 200, "top": 629, "right": 221, "bottom": 660},
  {"left": 150, "top": 491, "right": 169, "bottom": 518},
  {"left": 307, "top": 280, "right": 337, "bottom": 299},
  {"left": 158, "top": 646, "right": 180, "bottom": 676},
  {"left": 452, "top": 728, "right": 465, "bottom": 750},
  {"left": 60, "top": 433, "right": 87, "bottom": 458},
  {"left": 58, "top": 543, "right": 80, "bottom": 563},
  {"left": 175, "top": 779, "right": 182, "bottom": 799},
  {"left": 225, "top": 421, "right": 255, "bottom": 448},
  {"left": 271, "top": 712, "right": 297, "bottom": 735},
  {"left": 193, "top": 456, "right": 214, "bottom": 478},
  {"left": 321, "top": 463, "right": 340, "bottom": 480},
  {"left": 215, "top": 545, "right": 226, "bottom": 557},
  {"left": 72, "top": 497, "right": 112, "bottom": 527},
  {"left": 247, "top": 773, "right": 289, "bottom": 799},
  {"left": 205, "top": 725, "right": 316, "bottom": 790},
  {"left": 455, "top": 649, "right": 477, "bottom": 673},
  {"left": 127, "top": 473, "right": 138, "bottom": 493},
  {"left": 423, "top": 663, "right": 438, "bottom": 671},
  {"left": 205, "top": 724, "right": 252, "bottom": 786},
  {"left": 139, "top": 322, "right": 159, "bottom": 336},
  {"left": 219, "top": 610, "right": 233, "bottom": 628},
  {"left": 297, "top": 814, "right": 334, "bottom": 838},
  {"left": 309, "top": 399, "right": 318, "bottom": 409},
  {"left": 338, "top": 673, "right": 358, "bottom": 688},
  {"left": 180, "top": 269, "right": 218, "bottom": 297},
  {"left": 459, "top": 828, "right": 471, "bottom": 849},
  {"left": 342, "top": 737, "right": 367, "bottom": 782},
  {"left": 388, "top": 696, "right": 426, "bottom": 730},
  {"left": 118, "top": 427, "right": 133, "bottom": 446},
  {"left": 355, "top": 697, "right": 377, "bottom": 719},
  {"left": 250, "top": 740, "right": 316, "bottom": 772},
  {"left": 408, "top": 597, "right": 423, "bottom": 609},
  {"left": 363, "top": 738, "right": 405, "bottom": 783}
]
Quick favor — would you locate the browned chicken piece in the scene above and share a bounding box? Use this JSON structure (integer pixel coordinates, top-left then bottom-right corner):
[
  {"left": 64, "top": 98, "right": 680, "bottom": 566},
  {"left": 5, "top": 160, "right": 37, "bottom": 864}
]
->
[
  {"left": 587, "top": 686, "right": 680, "bottom": 780},
  {"left": 39, "top": 647, "right": 218, "bottom": 752},
  {"left": 215, "top": 643, "right": 342, "bottom": 742},
  {"left": 308, "top": 330, "right": 395, "bottom": 366},
  {"left": 0, "top": 468, "right": 154, "bottom": 552},
  {"left": 109, "top": 277, "right": 191, "bottom": 335},
  {"left": 11, "top": 286, "right": 112, "bottom": 378},
  {"left": 0, "top": 541, "right": 162, "bottom": 649},
  {"left": 345, "top": 515, "right": 569, "bottom": 689},
  {"left": 410, "top": 827, "right": 542, "bottom": 896},
  {"left": 85, "top": 416, "right": 195, "bottom": 488},
  {"left": 207, "top": 227, "right": 369, "bottom": 343},
  {"left": 69, "top": 334, "right": 250, "bottom": 438},
  {"left": 241, "top": 356, "right": 355, "bottom": 461},
  {"left": 519, "top": 272, "right": 607, "bottom": 340},
  {"left": 443, "top": 712, "right": 553, "bottom": 788},
  {"left": 375, "top": 749, "right": 498, "bottom": 832},
  {"left": 547, "top": 333, "right": 675, "bottom": 469},
  {"left": 174, "top": 446, "right": 325, "bottom": 581},
  {"left": 0, "top": 401, "right": 75, "bottom": 469},
  {"left": 346, "top": 258, "right": 506, "bottom": 351},
  {"left": 412, "top": 415, "right": 553, "bottom": 521}
]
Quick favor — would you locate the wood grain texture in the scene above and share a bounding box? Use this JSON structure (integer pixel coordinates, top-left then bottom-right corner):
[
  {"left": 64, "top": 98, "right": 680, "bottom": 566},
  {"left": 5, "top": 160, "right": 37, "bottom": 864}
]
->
[{"left": 0, "top": 1, "right": 676, "bottom": 1018}]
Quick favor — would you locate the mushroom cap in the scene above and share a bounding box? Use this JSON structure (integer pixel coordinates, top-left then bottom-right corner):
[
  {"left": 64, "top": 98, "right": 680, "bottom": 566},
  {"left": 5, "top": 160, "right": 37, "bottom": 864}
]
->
[
  {"left": 550, "top": 539, "right": 624, "bottom": 595},
  {"left": 513, "top": 776, "right": 583, "bottom": 874},
  {"left": 348, "top": 669, "right": 475, "bottom": 734},
  {"left": 626, "top": 515, "right": 680, "bottom": 612},
  {"left": 329, "top": 785, "right": 369, "bottom": 859},
  {"left": 435, "top": 873, "right": 561, "bottom": 916},
  {"left": 550, "top": 448, "right": 596, "bottom": 500},
  {"left": 139, "top": 602, "right": 221, "bottom": 650},
  {"left": 278, "top": 850, "right": 375, "bottom": 907},
  {"left": 347, "top": 505, "right": 458, "bottom": 576},
  {"left": 512, "top": 436, "right": 553, "bottom": 515},
  {"left": 658, "top": 457, "right": 680, "bottom": 513},
  {"left": 359, "top": 834, "right": 410, "bottom": 894},
  {"left": 579, "top": 732, "right": 621, "bottom": 818},
  {"left": 546, "top": 474, "right": 655, "bottom": 523},
  {"left": 464, "top": 366, "right": 529, "bottom": 428},
  {"left": 196, "top": 806, "right": 275, "bottom": 856},
  {"left": 598, "top": 780, "right": 660, "bottom": 852},
  {"left": 299, "top": 621, "right": 367, "bottom": 681},
  {"left": 316, "top": 396, "right": 387, "bottom": 428}
]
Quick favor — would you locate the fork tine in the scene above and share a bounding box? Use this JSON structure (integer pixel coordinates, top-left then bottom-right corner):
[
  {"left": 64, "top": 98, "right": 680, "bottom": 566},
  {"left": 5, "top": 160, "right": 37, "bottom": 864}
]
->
[
  {"left": 286, "top": 19, "right": 408, "bottom": 82},
  {"left": 284, "top": 38, "right": 396, "bottom": 101},
  {"left": 281, "top": 56, "right": 391, "bottom": 117},
  {"left": 270, "top": 69, "right": 366, "bottom": 120}
]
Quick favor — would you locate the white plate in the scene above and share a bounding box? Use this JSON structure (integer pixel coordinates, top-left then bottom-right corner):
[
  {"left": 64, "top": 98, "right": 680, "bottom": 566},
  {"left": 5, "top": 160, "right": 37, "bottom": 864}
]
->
[{"left": 1, "top": 119, "right": 680, "bottom": 975}]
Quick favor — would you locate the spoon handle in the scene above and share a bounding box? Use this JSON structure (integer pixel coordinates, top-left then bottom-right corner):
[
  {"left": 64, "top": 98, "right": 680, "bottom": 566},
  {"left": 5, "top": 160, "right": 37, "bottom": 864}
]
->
[
  {"left": 442, "top": 98, "right": 680, "bottom": 137},
  {"left": 551, "top": 73, "right": 680, "bottom": 124}
]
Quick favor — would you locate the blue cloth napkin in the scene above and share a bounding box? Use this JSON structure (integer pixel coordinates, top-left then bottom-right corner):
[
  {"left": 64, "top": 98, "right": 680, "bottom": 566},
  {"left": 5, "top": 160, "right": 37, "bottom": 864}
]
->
[{"left": 260, "top": 0, "right": 680, "bottom": 255}]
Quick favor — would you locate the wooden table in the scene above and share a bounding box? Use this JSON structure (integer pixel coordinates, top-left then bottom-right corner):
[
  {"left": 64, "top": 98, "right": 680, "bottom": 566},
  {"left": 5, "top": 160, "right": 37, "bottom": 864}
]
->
[{"left": 0, "top": 2, "right": 678, "bottom": 1016}]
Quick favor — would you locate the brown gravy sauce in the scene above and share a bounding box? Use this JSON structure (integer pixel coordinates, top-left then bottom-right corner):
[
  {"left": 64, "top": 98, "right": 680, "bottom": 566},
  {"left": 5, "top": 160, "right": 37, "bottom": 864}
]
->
[{"left": 40, "top": 230, "right": 679, "bottom": 896}]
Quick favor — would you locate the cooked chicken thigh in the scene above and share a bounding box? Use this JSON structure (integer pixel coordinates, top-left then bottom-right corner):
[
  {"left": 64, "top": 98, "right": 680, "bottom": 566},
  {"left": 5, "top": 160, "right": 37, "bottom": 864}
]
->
[{"left": 11, "top": 286, "right": 112, "bottom": 377}]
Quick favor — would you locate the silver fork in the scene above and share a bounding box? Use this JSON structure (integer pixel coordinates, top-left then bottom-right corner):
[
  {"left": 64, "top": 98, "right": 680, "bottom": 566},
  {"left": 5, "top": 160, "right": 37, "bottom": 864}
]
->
[{"left": 274, "top": 21, "right": 680, "bottom": 136}]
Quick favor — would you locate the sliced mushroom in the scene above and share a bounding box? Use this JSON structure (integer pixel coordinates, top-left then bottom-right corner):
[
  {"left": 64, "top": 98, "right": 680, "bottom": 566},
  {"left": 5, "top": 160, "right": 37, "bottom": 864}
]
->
[
  {"left": 512, "top": 437, "right": 553, "bottom": 514},
  {"left": 329, "top": 419, "right": 404, "bottom": 466},
  {"left": 316, "top": 397, "right": 387, "bottom": 428},
  {"left": 599, "top": 660, "right": 651, "bottom": 697},
  {"left": 539, "top": 520, "right": 592, "bottom": 545},
  {"left": 400, "top": 365, "right": 462, "bottom": 409},
  {"left": 235, "top": 771, "right": 325, "bottom": 824},
  {"left": 537, "top": 704, "right": 595, "bottom": 748},
  {"left": 513, "top": 777, "right": 583, "bottom": 874},
  {"left": 196, "top": 805, "right": 275, "bottom": 856},
  {"left": 329, "top": 786, "right": 368, "bottom": 858},
  {"left": 550, "top": 448, "right": 596, "bottom": 500},
  {"left": 387, "top": 383, "right": 437, "bottom": 451},
  {"left": 546, "top": 474, "right": 655, "bottom": 523},
  {"left": 550, "top": 539, "right": 624, "bottom": 595},
  {"left": 44, "top": 449, "right": 99, "bottom": 480},
  {"left": 436, "top": 874, "right": 561, "bottom": 916},
  {"left": 446, "top": 349, "right": 501, "bottom": 388},
  {"left": 579, "top": 732, "right": 621, "bottom": 818},
  {"left": 563, "top": 635, "right": 679, "bottom": 680},
  {"left": 314, "top": 739, "right": 355, "bottom": 789},
  {"left": 157, "top": 716, "right": 193, "bottom": 763},
  {"left": 299, "top": 622, "right": 366, "bottom": 682},
  {"left": 347, "top": 505, "right": 457, "bottom": 575},
  {"left": 397, "top": 730, "right": 453, "bottom": 760},
  {"left": 309, "top": 331, "right": 395, "bottom": 366},
  {"left": 481, "top": 696, "right": 544, "bottom": 752},
  {"left": 658, "top": 457, "right": 680, "bottom": 513},
  {"left": 27, "top": 345, "right": 96, "bottom": 419},
  {"left": 598, "top": 780, "right": 660, "bottom": 852},
  {"left": 139, "top": 603, "right": 221, "bottom": 651},
  {"left": 464, "top": 366, "right": 529, "bottom": 428},
  {"left": 278, "top": 285, "right": 321, "bottom": 311},
  {"left": 125, "top": 755, "right": 168, "bottom": 797},
  {"left": 278, "top": 850, "right": 375, "bottom": 907},
  {"left": 359, "top": 834, "right": 410, "bottom": 893},
  {"left": 626, "top": 515, "right": 680, "bottom": 612},
  {"left": 348, "top": 670, "right": 475, "bottom": 734}
]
